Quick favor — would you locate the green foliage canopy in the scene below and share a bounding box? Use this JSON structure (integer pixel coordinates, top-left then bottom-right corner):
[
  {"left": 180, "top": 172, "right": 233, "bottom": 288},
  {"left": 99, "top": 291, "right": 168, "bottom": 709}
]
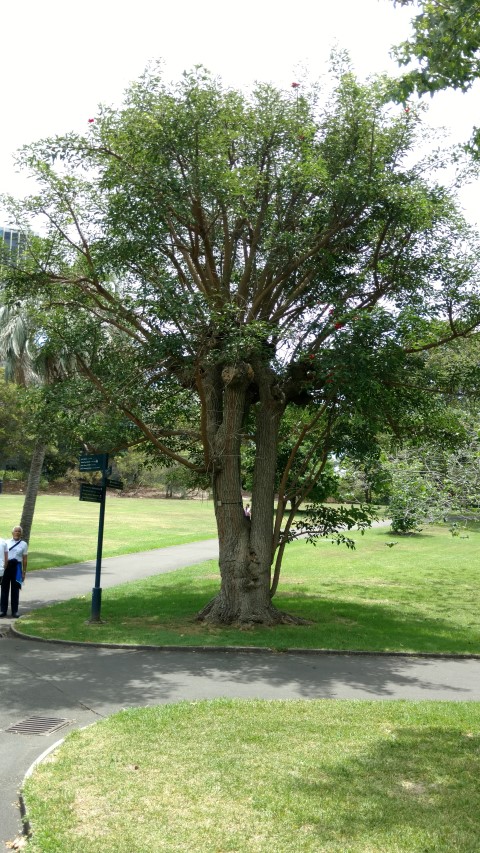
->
[
  {"left": 392, "top": 0, "right": 480, "bottom": 153},
  {"left": 393, "top": 1, "right": 480, "bottom": 95}
]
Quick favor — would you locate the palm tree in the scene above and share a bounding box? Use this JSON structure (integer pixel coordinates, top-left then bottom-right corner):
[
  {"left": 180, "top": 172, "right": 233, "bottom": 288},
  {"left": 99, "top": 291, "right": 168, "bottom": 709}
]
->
[{"left": 0, "top": 304, "right": 70, "bottom": 542}]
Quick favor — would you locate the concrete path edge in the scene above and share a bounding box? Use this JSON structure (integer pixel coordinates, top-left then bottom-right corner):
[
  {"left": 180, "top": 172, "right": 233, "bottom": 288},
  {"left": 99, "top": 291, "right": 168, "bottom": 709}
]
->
[
  {"left": 19, "top": 738, "right": 66, "bottom": 841},
  {"left": 9, "top": 623, "right": 480, "bottom": 660}
]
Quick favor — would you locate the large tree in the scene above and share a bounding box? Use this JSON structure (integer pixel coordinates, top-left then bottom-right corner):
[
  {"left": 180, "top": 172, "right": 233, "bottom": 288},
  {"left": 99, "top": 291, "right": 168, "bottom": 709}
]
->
[{"left": 3, "top": 65, "right": 480, "bottom": 624}]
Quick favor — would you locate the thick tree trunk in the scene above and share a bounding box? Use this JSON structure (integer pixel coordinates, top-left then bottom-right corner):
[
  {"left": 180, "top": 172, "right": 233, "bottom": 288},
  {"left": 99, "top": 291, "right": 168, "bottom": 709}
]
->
[
  {"left": 20, "top": 439, "right": 46, "bottom": 543},
  {"left": 198, "top": 362, "right": 302, "bottom": 626}
]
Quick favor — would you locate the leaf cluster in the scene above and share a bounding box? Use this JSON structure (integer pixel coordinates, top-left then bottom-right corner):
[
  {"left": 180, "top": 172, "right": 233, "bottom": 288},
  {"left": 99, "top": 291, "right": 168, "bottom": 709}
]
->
[{"left": 288, "top": 502, "right": 377, "bottom": 549}]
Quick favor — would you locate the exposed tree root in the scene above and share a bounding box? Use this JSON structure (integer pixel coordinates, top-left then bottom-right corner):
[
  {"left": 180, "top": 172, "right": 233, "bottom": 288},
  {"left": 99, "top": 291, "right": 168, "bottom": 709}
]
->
[{"left": 196, "top": 596, "right": 312, "bottom": 627}]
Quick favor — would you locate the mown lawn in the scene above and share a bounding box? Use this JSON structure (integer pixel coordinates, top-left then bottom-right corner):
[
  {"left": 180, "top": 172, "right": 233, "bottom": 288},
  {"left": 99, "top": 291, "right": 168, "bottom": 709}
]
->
[
  {"left": 0, "top": 495, "right": 217, "bottom": 570},
  {"left": 23, "top": 699, "right": 480, "bottom": 853},
  {"left": 17, "top": 524, "right": 480, "bottom": 654}
]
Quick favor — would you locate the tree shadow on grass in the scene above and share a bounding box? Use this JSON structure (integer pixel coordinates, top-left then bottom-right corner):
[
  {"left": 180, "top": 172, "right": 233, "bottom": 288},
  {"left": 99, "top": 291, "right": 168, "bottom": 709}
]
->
[
  {"left": 291, "top": 722, "right": 480, "bottom": 851},
  {"left": 376, "top": 528, "right": 433, "bottom": 539},
  {"left": 272, "top": 595, "right": 480, "bottom": 655},
  {"left": 1, "top": 633, "right": 475, "bottom": 721},
  {"left": 18, "top": 573, "right": 480, "bottom": 655},
  {"left": 7, "top": 580, "right": 479, "bottom": 723},
  {"left": 81, "top": 577, "right": 480, "bottom": 656},
  {"left": 29, "top": 551, "right": 79, "bottom": 569}
]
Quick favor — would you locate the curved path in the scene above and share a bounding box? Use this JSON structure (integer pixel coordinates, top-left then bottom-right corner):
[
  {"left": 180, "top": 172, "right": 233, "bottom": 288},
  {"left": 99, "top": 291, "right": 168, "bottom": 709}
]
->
[{"left": 2, "top": 539, "right": 480, "bottom": 849}]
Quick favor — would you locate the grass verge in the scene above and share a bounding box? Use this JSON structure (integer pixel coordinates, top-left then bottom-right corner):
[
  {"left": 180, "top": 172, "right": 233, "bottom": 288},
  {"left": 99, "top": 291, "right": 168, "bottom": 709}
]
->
[
  {"left": 22, "top": 698, "right": 480, "bottom": 853},
  {"left": 16, "top": 525, "right": 480, "bottom": 654},
  {"left": 0, "top": 495, "right": 217, "bottom": 570}
]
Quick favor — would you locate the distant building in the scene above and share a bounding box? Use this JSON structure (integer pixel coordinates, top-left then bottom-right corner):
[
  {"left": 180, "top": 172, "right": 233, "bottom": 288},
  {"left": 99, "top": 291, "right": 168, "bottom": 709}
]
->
[{"left": 0, "top": 225, "right": 27, "bottom": 261}]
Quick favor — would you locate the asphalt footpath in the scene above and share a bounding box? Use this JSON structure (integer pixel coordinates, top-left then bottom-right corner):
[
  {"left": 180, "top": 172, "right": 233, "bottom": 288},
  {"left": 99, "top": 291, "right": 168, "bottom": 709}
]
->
[{"left": 2, "top": 539, "right": 480, "bottom": 850}]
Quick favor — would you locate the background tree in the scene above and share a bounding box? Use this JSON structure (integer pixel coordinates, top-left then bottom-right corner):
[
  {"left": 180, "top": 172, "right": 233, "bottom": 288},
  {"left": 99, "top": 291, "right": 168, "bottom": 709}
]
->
[
  {"left": 3, "top": 64, "right": 480, "bottom": 624},
  {"left": 384, "top": 426, "right": 480, "bottom": 533},
  {"left": 0, "top": 302, "right": 55, "bottom": 541},
  {"left": 385, "top": 448, "right": 447, "bottom": 533},
  {"left": 0, "top": 295, "right": 143, "bottom": 539},
  {"left": 392, "top": 0, "right": 480, "bottom": 153},
  {"left": 0, "top": 369, "right": 32, "bottom": 479},
  {"left": 336, "top": 451, "right": 391, "bottom": 504},
  {"left": 342, "top": 332, "right": 480, "bottom": 531}
]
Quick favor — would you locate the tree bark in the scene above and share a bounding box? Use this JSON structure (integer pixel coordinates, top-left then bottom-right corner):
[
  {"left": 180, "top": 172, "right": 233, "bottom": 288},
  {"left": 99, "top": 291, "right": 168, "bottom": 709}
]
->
[
  {"left": 20, "top": 439, "right": 46, "bottom": 543},
  {"left": 198, "top": 362, "right": 254, "bottom": 623},
  {"left": 198, "top": 362, "right": 302, "bottom": 625}
]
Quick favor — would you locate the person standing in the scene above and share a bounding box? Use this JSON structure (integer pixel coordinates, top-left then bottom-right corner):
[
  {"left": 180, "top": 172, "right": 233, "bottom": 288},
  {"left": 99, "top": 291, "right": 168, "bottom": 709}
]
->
[
  {"left": 0, "top": 525, "right": 28, "bottom": 618},
  {"left": 0, "top": 537, "right": 7, "bottom": 597}
]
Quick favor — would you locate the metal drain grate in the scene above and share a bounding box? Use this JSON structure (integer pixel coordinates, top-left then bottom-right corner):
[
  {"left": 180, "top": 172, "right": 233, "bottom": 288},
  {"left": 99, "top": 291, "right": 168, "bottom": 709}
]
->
[{"left": 6, "top": 716, "right": 72, "bottom": 736}]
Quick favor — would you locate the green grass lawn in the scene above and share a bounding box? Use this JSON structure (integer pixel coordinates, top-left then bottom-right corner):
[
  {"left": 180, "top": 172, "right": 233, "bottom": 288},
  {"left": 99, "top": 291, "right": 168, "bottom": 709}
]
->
[
  {"left": 0, "top": 495, "right": 217, "bottom": 570},
  {"left": 17, "top": 524, "right": 480, "bottom": 654},
  {"left": 22, "top": 699, "right": 480, "bottom": 853}
]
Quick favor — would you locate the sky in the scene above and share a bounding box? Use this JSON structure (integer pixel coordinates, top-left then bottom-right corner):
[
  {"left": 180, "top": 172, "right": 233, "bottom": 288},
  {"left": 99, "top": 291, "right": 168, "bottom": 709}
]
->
[{"left": 1, "top": 0, "right": 479, "bottom": 223}]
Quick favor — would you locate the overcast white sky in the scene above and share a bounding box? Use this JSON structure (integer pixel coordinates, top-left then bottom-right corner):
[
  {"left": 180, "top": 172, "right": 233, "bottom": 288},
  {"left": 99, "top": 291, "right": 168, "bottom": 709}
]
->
[{"left": 1, "top": 0, "right": 479, "bottom": 222}]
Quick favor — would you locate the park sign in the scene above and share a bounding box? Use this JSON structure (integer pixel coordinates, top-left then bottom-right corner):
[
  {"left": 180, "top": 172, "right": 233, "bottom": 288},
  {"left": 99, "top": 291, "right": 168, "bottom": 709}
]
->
[
  {"left": 106, "top": 478, "right": 123, "bottom": 490},
  {"left": 77, "top": 451, "right": 125, "bottom": 622},
  {"left": 79, "top": 483, "right": 103, "bottom": 504},
  {"left": 79, "top": 452, "right": 109, "bottom": 472}
]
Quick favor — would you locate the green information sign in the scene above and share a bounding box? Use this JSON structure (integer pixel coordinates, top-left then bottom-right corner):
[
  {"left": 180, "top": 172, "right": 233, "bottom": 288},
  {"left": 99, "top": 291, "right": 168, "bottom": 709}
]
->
[
  {"left": 79, "top": 483, "right": 103, "bottom": 503},
  {"left": 106, "top": 478, "right": 124, "bottom": 490},
  {"left": 79, "top": 452, "right": 109, "bottom": 472}
]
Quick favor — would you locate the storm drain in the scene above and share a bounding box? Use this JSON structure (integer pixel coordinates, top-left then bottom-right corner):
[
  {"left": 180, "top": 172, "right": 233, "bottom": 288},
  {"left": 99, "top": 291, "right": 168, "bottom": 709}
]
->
[{"left": 5, "top": 716, "right": 72, "bottom": 736}]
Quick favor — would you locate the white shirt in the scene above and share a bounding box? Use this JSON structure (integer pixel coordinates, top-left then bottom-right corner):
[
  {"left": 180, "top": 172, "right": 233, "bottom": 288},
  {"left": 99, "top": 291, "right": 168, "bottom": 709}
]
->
[{"left": 7, "top": 539, "right": 28, "bottom": 561}]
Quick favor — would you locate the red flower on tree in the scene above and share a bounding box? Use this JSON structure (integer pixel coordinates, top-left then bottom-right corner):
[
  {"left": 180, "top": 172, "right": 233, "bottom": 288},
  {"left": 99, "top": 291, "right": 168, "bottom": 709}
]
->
[
  {"left": 291, "top": 82, "right": 300, "bottom": 89},
  {"left": 334, "top": 322, "right": 344, "bottom": 330},
  {"left": 88, "top": 118, "right": 95, "bottom": 123}
]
